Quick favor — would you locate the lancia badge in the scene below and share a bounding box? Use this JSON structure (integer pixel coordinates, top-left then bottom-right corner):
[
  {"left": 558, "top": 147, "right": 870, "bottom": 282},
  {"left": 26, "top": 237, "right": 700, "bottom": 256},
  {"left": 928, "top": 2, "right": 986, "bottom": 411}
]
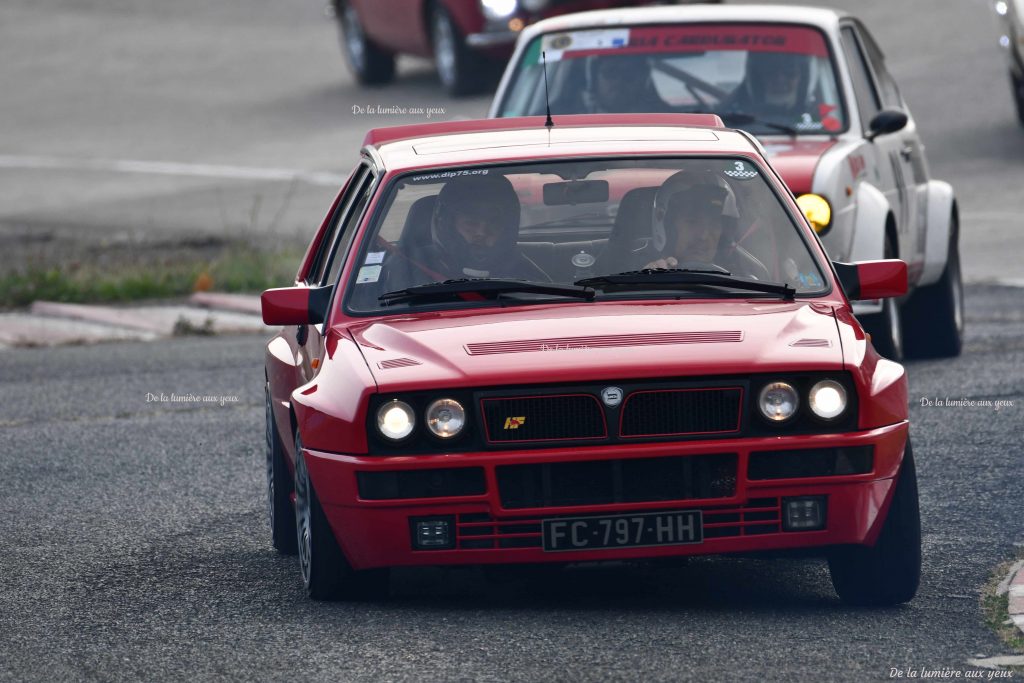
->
[{"left": 601, "top": 386, "right": 623, "bottom": 408}]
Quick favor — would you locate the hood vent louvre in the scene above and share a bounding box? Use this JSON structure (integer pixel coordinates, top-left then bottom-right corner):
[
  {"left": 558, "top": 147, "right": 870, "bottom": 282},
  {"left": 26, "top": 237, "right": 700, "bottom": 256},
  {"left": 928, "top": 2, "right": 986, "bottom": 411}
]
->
[
  {"left": 377, "top": 357, "right": 422, "bottom": 370},
  {"left": 465, "top": 331, "right": 743, "bottom": 356},
  {"left": 790, "top": 338, "right": 832, "bottom": 348}
]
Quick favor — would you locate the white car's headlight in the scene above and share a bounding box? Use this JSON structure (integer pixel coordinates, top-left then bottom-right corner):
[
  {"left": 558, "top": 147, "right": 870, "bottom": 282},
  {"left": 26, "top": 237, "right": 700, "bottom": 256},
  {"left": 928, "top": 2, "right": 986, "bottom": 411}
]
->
[
  {"left": 377, "top": 400, "right": 415, "bottom": 441},
  {"left": 425, "top": 398, "right": 466, "bottom": 439},
  {"left": 481, "top": 0, "right": 517, "bottom": 20},
  {"left": 808, "top": 380, "right": 848, "bottom": 420},
  {"left": 759, "top": 382, "right": 799, "bottom": 422}
]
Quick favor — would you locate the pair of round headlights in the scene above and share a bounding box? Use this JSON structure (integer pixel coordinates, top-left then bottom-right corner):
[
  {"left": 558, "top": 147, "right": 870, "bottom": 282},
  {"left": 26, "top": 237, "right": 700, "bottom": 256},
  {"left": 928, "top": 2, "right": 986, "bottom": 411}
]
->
[
  {"left": 376, "top": 398, "right": 466, "bottom": 441},
  {"left": 759, "top": 379, "right": 847, "bottom": 423}
]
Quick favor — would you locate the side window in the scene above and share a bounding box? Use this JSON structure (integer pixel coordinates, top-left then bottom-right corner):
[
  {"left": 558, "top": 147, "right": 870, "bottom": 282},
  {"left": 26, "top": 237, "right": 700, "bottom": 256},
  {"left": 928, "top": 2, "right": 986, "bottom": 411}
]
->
[
  {"left": 858, "top": 26, "right": 903, "bottom": 108},
  {"left": 307, "top": 166, "right": 370, "bottom": 285},
  {"left": 840, "top": 26, "right": 881, "bottom": 122},
  {"left": 323, "top": 171, "right": 375, "bottom": 286}
]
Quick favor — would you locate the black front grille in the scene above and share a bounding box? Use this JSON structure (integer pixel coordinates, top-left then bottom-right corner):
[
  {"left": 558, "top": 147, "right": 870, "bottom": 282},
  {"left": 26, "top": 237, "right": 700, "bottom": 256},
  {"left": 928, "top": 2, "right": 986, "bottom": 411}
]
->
[
  {"left": 357, "top": 468, "right": 485, "bottom": 500},
  {"left": 496, "top": 454, "right": 737, "bottom": 509},
  {"left": 481, "top": 394, "right": 605, "bottom": 443},
  {"left": 749, "top": 446, "right": 874, "bottom": 480},
  {"left": 620, "top": 388, "right": 742, "bottom": 437}
]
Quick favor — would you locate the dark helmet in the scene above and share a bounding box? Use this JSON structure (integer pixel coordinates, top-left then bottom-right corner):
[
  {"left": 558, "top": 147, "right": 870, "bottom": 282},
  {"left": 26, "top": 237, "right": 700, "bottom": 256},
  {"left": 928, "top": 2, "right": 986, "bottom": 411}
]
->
[
  {"left": 741, "top": 51, "right": 811, "bottom": 111},
  {"left": 431, "top": 175, "right": 521, "bottom": 273}
]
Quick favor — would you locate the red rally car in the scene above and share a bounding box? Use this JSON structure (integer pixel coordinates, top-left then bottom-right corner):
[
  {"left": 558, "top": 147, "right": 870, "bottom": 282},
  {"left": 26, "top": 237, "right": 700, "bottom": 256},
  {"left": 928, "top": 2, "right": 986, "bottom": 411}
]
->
[{"left": 262, "top": 113, "right": 920, "bottom": 605}]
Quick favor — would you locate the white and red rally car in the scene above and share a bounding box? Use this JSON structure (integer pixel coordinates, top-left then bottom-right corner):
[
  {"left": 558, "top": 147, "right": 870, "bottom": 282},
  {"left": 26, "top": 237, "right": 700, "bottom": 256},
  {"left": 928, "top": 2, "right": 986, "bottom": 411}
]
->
[{"left": 489, "top": 5, "right": 963, "bottom": 359}]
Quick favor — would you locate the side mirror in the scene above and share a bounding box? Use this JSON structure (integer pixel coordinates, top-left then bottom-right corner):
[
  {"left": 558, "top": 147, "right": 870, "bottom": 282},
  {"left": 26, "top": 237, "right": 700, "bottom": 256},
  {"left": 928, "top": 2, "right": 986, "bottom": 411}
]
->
[
  {"left": 261, "top": 285, "right": 332, "bottom": 326},
  {"left": 866, "top": 108, "right": 908, "bottom": 140},
  {"left": 833, "top": 260, "right": 907, "bottom": 301}
]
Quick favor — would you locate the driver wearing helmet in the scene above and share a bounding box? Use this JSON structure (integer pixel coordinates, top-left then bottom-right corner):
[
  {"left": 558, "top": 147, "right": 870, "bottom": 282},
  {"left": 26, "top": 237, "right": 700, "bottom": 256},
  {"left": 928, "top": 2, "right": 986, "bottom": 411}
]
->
[
  {"left": 639, "top": 170, "right": 769, "bottom": 280},
  {"left": 725, "top": 51, "right": 812, "bottom": 122},
  {"left": 390, "top": 175, "right": 547, "bottom": 288},
  {"left": 553, "top": 55, "right": 671, "bottom": 115}
]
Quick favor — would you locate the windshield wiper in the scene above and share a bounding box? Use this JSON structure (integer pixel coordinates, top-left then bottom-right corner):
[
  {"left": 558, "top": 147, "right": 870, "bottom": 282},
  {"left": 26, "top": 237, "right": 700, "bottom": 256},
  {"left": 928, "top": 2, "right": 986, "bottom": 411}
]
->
[
  {"left": 721, "top": 112, "right": 798, "bottom": 137},
  {"left": 379, "top": 278, "right": 596, "bottom": 306},
  {"left": 575, "top": 268, "right": 796, "bottom": 301}
]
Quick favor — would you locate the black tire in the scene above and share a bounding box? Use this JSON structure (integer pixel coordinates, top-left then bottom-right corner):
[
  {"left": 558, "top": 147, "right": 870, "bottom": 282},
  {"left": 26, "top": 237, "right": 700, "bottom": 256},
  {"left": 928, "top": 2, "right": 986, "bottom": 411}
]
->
[
  {"left": 1012, "top": 71, "right": 1024, "bottom": 126},
  {"left": 336, "top": 0, "right": 395, "bottom": 85},
  {"left": 903, "top": 217, "right": 964, "bottom": 359},
  {"left": 828, "top": 441, "right": 921, "bottom": 606},
  {"left": 430, "top": 3, "right": 484, "bottom": 96},
  {"left": 294, "top": 433, "right": 390, "bottom": 601},
  {"left": 860, "top": 233, "right": 904, "bottom": 361},
  {"left": 266, "top": 386, "right": 297, "bottom": 555}
]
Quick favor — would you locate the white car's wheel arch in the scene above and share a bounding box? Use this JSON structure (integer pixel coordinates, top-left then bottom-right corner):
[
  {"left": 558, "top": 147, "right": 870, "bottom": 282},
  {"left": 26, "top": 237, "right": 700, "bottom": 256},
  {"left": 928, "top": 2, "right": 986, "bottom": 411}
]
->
[{"left": 919, "top": 180, "right": 956, "bottom": 287}]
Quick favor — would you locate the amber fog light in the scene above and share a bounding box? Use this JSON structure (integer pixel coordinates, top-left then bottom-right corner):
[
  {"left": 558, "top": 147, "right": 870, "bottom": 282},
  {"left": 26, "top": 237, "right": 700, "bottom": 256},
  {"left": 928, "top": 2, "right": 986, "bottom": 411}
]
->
[
  {"left": 425, "top": 398, "right": 466, "bottom": 439},
  {"left": 758, "top": 381, "right": 799, "bottom": 423},
  {"left": 377, "top": 400, "right": 415, "bottom": 441},
  {"left": 783, "top": 496, "right": 827, "bottom": 531},
  {"left": 809, "top": 380, "right": 847, "bottom": 420},
  {"left": 796, "top": 194, "right": 832, "bottom": 234}
]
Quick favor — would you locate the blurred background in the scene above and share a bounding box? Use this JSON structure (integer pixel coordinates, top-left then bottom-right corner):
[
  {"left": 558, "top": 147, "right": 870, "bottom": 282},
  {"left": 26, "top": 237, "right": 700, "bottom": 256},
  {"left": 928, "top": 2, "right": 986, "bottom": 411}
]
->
[{"left": 1, "top": 0, "right": 1022, "bottom": 306}]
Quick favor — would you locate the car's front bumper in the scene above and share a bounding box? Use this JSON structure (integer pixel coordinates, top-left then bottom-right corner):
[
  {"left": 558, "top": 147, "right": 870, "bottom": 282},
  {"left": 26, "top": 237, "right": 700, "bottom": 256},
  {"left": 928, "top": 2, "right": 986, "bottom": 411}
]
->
[{"left": 303, "top": 422, "right": 908, "bottom": 570}]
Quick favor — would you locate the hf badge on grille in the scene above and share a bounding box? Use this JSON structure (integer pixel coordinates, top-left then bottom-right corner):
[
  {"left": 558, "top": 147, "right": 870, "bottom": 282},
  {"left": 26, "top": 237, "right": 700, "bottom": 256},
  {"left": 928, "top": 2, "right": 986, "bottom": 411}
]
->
[
  {"left": 600, "top": 386, "right": 623, "bottom": 408},
  {"left": 503, "top": 416, "right": 526, "bottom": 430}
]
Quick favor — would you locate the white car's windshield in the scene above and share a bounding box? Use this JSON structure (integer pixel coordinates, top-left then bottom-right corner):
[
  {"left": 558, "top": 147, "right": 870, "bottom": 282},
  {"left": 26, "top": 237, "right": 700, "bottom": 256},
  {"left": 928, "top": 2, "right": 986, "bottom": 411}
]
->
[
  {"left": 344, "top": 157, "right": 828, "bottom": 313},
  {"left": 496, "top": 23, "right": 846, "bottom": 136}
]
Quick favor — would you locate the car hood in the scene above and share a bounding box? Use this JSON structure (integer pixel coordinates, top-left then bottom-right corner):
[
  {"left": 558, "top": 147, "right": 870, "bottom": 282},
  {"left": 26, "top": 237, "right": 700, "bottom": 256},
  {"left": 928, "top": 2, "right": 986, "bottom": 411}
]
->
[
  {"left": 760, "top": 139, "right": 838, "bottom": 195},
  {"left": 346, "top": 301, "right": 843, "bottom": 392}
]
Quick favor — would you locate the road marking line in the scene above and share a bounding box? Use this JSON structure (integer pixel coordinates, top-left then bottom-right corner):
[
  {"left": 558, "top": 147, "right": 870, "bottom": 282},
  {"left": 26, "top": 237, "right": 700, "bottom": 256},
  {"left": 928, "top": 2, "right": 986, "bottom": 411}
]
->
[{"left": 0, "top": 154, "right": 347, "bottom": 186}]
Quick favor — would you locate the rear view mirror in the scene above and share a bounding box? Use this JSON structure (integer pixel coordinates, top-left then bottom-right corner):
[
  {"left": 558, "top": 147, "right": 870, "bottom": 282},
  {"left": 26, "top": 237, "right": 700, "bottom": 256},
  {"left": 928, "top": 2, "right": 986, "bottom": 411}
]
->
[
  {"left": 543, "top": 180, "right": 609, "bottom": 206},
  {"left": 833, "top": 260, "right": 907, "bottom": 301},
  {"left": 261, "top": 286, "right": 332, "bottom": 326}
]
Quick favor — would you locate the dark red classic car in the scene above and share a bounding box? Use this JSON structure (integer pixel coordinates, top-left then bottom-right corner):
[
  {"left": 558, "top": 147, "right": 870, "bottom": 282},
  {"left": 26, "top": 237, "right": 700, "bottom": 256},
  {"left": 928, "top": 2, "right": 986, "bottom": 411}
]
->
[
  {"left": 332, "top": 0, "right": 689, "bottom": 94},
  {"left": 262, "top": 114, "right": 920, "bottom": 606}
]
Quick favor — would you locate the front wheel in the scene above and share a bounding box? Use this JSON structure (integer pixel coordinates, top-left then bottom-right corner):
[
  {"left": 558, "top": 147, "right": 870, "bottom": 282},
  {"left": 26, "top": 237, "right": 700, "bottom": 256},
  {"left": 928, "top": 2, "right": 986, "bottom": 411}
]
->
[
  {"left": 1012, "top": 70, "right": 1024, "bottom": 125},
  {"left": 294, "top": 433, "right": 389, "bottom": 601},
  {"left": 266, "top": 387, "right": 297, "bottom": 555},
  {"left": 828, "top": 441, "right": 921, "bottom": 606},
  {"left": 336, "top": 0, "right": 395, "bottom": 85},
  {"left": 431, "top": 4, "right": 484, "bottom": 96},
  {"left": 903, "top": 217, "right": 964, "bottom": 359}
]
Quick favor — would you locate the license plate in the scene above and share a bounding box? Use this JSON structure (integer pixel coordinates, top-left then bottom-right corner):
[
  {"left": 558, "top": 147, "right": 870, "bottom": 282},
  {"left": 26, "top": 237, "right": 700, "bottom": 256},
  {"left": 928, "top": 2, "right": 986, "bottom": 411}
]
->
[{"left": 542, "top": 511, "right": 703, "bottom": 552}]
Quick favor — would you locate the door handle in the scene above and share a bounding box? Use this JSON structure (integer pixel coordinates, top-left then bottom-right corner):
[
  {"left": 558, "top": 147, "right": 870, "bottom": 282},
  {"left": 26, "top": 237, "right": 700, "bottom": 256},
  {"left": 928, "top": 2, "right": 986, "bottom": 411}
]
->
[{"left": 899, "top": 146, "right": 913, "bottom": 161}]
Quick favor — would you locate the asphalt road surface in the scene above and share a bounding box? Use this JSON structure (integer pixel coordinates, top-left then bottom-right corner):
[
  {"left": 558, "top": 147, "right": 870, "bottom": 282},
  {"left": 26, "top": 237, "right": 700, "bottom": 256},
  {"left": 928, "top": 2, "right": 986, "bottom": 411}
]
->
[
  {"left": 3, "top": 0, "right": 1024, "bottom": 680},
  {"left": 1, "top": 284, "right": 1022, "bottom": 682},
  {"left": 2, "top": 0, "right": 1024, "bottom": 282}
]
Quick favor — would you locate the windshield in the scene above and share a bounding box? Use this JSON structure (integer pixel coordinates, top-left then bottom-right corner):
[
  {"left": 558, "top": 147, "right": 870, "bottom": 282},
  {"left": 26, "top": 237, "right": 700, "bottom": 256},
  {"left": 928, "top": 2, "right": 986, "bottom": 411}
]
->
[
  {"left": 496, "top": 23, "right": 846, "bottom": 136},
  {"left": 344, "top": 157, "right": 828, "bottom": 314}
]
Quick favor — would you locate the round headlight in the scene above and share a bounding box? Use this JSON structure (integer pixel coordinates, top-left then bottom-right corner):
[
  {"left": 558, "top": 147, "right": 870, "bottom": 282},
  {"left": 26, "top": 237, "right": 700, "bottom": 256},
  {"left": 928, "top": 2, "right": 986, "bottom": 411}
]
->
[
  {"left": 425, "top": 398, "right": 466, "bottom": 439},
  {"left": 759, "top": 381, "right": 799, "bottom": 422},
  {"left": 376, "top": 400, "right": 415, "bottom": 441},
  {"left": 481, "top": 0, "right": 517, "bottom": 20},
  {"left": 809, "top": 380, "right": 848, "bottom": 420},
  {"left": 796, "top": 194, "right": 832, "bottom": 234}
]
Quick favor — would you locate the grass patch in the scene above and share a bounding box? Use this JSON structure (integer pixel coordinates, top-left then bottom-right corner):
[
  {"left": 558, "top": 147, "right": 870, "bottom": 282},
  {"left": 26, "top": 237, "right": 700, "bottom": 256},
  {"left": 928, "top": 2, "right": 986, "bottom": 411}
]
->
[
  {"left": 0, "top": 245, "right": 303, "bottom": 309},
  {"left": 982, "top": 551, "right": 1024, "bottom": 655}
]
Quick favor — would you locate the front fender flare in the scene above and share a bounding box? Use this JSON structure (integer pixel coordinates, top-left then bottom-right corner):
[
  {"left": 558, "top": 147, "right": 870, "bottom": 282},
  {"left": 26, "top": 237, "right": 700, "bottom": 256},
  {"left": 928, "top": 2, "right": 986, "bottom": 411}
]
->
[
  {"left": 847, "top": 182, "right": 893, "bottom": 263},
  {"left": 919, "top": 180, "right": 956, "bottom": 287}
]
